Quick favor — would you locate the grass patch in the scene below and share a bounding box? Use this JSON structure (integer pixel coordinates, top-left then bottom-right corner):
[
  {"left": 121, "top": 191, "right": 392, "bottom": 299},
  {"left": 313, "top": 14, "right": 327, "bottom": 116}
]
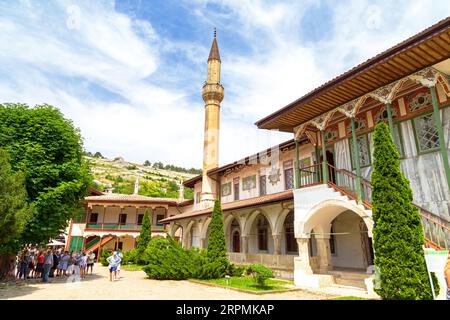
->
[
  {"left": 121, "top": 264, "right": 144, "bottom": 271},
  {"left": 195, "top": 276, "right": 293, "bottom": 292},
  {"left": 328, "top": 296, "right": 370, "bottom": 300}
]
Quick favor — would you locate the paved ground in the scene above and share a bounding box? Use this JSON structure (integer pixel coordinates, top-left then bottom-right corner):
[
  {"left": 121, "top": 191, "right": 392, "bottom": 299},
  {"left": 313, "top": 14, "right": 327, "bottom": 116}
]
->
[{"left": 0, "top": 264, "right": 369, "bottom": 300}]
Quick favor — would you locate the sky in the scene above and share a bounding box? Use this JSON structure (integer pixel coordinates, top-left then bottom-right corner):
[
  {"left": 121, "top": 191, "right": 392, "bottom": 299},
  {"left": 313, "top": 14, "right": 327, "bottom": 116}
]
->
[{"left": 0, "top": 0, "right": 449, "bottom": 169}]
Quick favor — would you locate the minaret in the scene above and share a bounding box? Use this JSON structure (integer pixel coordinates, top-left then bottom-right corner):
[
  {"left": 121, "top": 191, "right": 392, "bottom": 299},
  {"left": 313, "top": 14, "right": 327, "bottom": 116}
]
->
[{"left": 200, "top": 29, "right": 224, "bottom": 208}]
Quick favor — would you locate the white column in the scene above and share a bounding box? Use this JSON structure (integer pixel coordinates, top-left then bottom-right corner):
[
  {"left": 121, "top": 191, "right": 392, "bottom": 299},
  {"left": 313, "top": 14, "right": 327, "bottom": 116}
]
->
[
  {"left": 272, "top": 234, "right": 282, "bottom": 255},
  {"left": 294, "top": 238, "right": 313, "bottom": 274}
]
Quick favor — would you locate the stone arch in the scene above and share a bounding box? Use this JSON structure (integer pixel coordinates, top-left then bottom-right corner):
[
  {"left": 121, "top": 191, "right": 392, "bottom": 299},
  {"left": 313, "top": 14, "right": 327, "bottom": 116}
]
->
[
  {"left": 182, "top": 220, "right": 196, "bottom": 248},
  {"left": 243, "top": 209, "right": 274, "bottom": 237},
  {"left": 273, "top": 208, "right": 293, "bottom": 235},
  {"left": 199, "top": 217, "right": 212, "bottom": 240},
  {"left": 168, "top": 222, "right": 183, "bottom": 241},
  {"left": 298, "top": 199, "right": 373, "bottom": 238}
]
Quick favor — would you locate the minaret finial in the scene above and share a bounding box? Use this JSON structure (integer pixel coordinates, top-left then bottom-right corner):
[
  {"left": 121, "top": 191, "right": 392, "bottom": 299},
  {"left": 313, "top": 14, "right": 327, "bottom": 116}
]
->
[{"left": 214, "top": 28, "right": 216, "bottom": 38}]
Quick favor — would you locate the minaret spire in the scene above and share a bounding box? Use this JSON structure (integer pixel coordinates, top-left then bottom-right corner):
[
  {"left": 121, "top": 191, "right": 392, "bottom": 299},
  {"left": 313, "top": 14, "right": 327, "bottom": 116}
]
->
[
  {"left": 200, "top": 30, "right": 224, "bottom": 208},
  {"left": 208, "top": 28, "right": 221, "bottom": 62}
]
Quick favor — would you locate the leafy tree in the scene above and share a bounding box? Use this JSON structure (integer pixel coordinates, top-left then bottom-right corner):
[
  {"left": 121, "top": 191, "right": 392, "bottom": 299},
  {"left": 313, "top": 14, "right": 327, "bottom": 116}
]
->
[
  {"left": 136, "top": 209, "right": 152, "bottom": 257},
  {"left": 371, "top": 122, "right": 432, "bottom": 300},
  {"left": 0, "top": 149, "right": 32, "bottom": 245},
  {"left": 143, "top": 160, "right": 151, "bottom": 167},
  {"left": 183, "top": 187, "right": 194, "bottom": 200},
  {"left": 205, "top": 200, "right": 229, "bottom": 278},
  {"left": 93, "top": 151, "right": 103, "bottom": 158},
  {"left": 0, "top": 103, "right": 91, "bottom": 252}
]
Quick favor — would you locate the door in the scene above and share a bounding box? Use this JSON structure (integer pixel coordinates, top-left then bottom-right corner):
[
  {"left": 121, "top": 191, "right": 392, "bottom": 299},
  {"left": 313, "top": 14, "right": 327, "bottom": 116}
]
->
[{"left": 232, "top": 231, "right": 240, "bottom": 253}]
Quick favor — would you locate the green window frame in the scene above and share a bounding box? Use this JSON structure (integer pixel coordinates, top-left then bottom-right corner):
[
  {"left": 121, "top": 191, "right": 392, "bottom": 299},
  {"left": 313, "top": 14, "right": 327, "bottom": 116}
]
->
[
  {"left": 411, "top": 111, "right": 440, "bottom": 155},
  {"left": 349, "top": 133, "right": 371, "bottom": 170}
]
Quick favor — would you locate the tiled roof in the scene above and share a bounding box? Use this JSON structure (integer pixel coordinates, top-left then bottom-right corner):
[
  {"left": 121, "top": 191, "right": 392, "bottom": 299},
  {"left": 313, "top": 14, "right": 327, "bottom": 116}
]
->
[
  {"left": 85, "top": 193, "right": 179, "bottom": 205},
  {"left": 160, "top": 189, "right": 293, "bottom": 223}
]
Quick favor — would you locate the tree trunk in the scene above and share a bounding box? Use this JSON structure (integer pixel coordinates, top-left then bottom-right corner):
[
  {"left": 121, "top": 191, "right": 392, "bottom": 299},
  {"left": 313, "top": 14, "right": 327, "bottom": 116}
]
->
[{"left": 0, "top": 253, "right": 15, "bottom": 280}]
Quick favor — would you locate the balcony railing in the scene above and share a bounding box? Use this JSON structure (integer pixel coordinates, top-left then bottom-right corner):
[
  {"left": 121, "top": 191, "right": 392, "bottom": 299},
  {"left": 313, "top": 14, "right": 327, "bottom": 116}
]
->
[
  {"left": 85, "top": 223, "right": 165, "bottom": 231},
  {"left": 297, "top": 162, "right": 449, "bottom": 250}
]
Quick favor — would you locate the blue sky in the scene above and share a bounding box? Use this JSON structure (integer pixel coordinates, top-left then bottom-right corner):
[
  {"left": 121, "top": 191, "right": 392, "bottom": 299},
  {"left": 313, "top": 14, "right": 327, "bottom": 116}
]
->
[{"left": 0, "top": 0, "right": 449, "bottom": 168}]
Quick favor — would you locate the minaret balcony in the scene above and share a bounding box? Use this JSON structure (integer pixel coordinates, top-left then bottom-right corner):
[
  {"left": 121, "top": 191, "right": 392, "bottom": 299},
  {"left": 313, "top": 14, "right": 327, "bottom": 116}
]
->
[{"left": 202, "top": 83, "right": 224, "bottom": 104}]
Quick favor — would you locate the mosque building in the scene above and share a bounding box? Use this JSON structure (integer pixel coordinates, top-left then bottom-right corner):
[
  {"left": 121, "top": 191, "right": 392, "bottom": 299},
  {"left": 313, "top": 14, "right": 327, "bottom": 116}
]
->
[{"left": 67, "top": 18, "right": 450, "bottom": 292}]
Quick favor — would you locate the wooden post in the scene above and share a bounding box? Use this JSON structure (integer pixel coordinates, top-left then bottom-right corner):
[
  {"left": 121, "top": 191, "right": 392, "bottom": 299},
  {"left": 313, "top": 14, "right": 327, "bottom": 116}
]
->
[
  {"left": 430, "top": 86, "right": 450, "bottom": 190},
  {"left": 97, "top": 236, "right": 102, "bottom": 262},
  {"left": 65, "top": 220, "right": 73, "bottom": 252},
  {"left": 295, "top": 139, "right": 301, "bottom": 188},
  {"left": 385, "top": 102, "right": 395, "bottom": 137},
  {"left": 321, "top": 129, "right": 328, "bottom": 184},
  {"left": 351, "top": 117, "right": 363, "bottom": 204}
]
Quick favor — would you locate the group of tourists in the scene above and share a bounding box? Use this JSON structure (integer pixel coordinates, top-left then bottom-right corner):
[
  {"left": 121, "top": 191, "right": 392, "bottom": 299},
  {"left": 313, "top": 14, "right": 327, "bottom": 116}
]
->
[{"left": 15, "top": 248, "right": 96, "bottom": 283}]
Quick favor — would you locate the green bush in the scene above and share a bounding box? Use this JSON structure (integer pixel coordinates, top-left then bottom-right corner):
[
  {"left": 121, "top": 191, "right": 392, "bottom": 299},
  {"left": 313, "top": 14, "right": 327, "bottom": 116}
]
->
[
  {"left": 431, "top": 272, "right": 440, "bottom": 296},
  {"left": 247, "top": 264, "right": 273, "bottom": 287},
  {"left": 142, "top": 237, "right": 196, "bottom": 280},
  {"left": 227, "top": 264, "right": 246, "bottom": 277},
  {"left": 122, "top": 248, "right": 139, "bottom": 265}
]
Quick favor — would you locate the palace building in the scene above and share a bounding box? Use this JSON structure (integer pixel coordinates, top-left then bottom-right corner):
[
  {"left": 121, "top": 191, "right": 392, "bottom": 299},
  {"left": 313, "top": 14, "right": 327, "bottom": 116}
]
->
[{"left": 67, "top": 18, "right": 450, "bottom": 292}]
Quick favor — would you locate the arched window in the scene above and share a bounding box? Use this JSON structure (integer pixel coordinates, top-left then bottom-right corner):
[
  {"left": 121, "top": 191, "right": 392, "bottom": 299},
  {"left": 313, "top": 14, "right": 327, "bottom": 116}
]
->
[
  {"left": 230, "top": 219, "right": 240, "bottom": 252},
  {"left": 232, "top": 231, "right": 240, "bottom": 252},
  {"left": 257, "top": 215, "right": 269, "bottom": 251},
  {"left": 284, "top": 211, "right": 297, "bottom": 254}
]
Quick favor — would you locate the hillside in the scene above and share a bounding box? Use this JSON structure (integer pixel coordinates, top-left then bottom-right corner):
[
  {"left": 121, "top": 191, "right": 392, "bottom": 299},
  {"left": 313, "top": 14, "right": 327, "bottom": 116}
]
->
[{"left": 86, "top": 156, "right": 199, "bottom": 200}]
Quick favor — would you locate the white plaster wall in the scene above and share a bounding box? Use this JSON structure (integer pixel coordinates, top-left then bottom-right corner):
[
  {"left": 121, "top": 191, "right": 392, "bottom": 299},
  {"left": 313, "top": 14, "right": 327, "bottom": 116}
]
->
[
  {"left": 330, "top": 211, "right": 366, "bottom": 269},
  {"left": 70, "top": 223, "right": 86, "bottom": 236},
  {"left": 193, "top": 182, "right": 203, "bottom": 210}
]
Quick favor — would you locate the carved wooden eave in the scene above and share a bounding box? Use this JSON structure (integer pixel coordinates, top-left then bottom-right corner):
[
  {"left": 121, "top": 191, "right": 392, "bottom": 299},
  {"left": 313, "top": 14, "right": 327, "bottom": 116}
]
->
[{"left": 291, "top": 67, "right": 450, "bottom": 139}]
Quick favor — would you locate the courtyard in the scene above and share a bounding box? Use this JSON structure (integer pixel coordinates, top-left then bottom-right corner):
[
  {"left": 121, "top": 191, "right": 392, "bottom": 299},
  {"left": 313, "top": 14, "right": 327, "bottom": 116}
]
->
[{"left": 0, "top": 265, "right": 370, "bottom": 300}]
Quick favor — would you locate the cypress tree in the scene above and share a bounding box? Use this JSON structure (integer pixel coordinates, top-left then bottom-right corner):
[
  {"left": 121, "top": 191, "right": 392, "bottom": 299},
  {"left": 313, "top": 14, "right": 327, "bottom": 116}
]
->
[
  {"left": 207, "top": 200, "right": 227, "bottom": 261},
  {"left": 203, "top": 200, "right": 229, "bottom": 278},
  {"left": 371, "top": 122, "right": 432, "bottom": 300},
  {"left": 136, "top": 209, "right": 152, "bottom": 253}
]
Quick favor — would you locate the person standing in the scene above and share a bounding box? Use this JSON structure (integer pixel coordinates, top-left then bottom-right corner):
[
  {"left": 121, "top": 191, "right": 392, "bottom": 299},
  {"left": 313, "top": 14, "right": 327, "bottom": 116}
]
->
[
  {"left": 42, "top": 250, "right": 53, "bottom": 283},
  {"left": 80, "top": 252, "right": 87, "bottom": 279},
  {"left": 106, "top": 251, "right": 121, "bottom": 282},
  {"left": 28, "top": 251, "right": 35, "bottom": 278},
  {"left": 35, "top": 251, "right": 45, "bottom": 278},
  {"left": 18, "top": 250, "right": 30, "bottom": 280},
  {"left": 67, "top": 251, "right": 75, "bottom": 275},
  {"left": 50, "top": 250, "right": 59, "bottom": 278},
  {"left": 86, "top": 251, "right": 95, "bottom": 275}
]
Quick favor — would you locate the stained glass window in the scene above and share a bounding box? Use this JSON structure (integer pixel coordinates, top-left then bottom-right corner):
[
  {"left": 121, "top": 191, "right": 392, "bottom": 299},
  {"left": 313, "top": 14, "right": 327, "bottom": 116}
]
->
[{"left": 413, "top": 113, "right": 440, "bottom": 153}]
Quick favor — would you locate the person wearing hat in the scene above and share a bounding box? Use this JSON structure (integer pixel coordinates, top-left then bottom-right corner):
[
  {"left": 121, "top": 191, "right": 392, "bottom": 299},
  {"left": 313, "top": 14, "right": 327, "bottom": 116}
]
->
[{"left": 106, "top": 251, "right": 121, "bottom": 282}]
